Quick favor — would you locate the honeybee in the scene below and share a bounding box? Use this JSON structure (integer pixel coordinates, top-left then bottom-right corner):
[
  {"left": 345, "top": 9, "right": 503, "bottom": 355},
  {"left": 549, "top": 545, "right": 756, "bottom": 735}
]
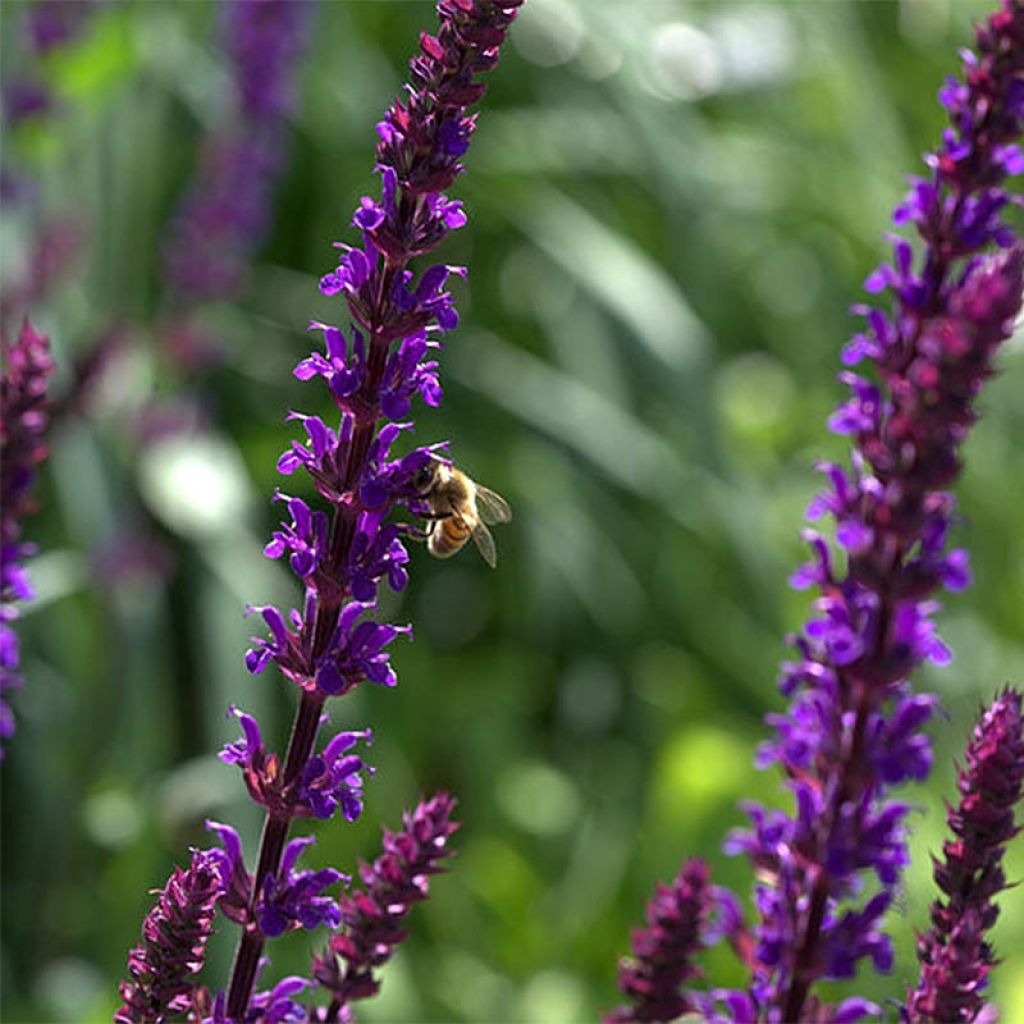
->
[{"left": 413, "top": 458, "right": 512, "bottom": 568}]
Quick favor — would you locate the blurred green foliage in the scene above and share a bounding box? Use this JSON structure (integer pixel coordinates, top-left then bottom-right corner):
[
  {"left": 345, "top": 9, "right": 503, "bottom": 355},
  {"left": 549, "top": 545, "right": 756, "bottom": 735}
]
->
[{"left": 2, "top": 1, "right": 1023, "bottom": 1021}]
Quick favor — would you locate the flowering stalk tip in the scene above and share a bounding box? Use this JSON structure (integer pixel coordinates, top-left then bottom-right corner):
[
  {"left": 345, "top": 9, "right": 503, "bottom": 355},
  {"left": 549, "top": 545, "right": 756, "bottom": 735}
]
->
[
  {"left": 604, "top": 860, "right": 718, "bottom": 1024},
  {"left": 310, "top": 793, "right": 459, "bottom": 1018},
  {"left": 114, "top": 849, "right": 225, "bottom": 1024},
  {"left": 906, "top": 686, "right": 1024, "bottom": 1024}
]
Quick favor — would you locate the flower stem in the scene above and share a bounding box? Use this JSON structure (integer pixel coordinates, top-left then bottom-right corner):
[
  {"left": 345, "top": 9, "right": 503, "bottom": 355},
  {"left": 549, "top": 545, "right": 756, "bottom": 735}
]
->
[{"left": 226, "top": 688, "right": 325, "bottom": 1015}]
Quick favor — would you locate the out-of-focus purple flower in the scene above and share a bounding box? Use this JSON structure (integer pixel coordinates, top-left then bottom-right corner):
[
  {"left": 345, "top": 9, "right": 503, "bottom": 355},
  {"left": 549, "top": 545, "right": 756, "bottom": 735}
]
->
[
  {"left": 221, "top": 0, "right": 309, "bottom": 120},
  {"left": 0, "top": 320, "right": 55, "bottom": 754},
  {"left": 23, "top": 0, "right": 98, "bottom": 54},
  {"left": 721, "top": 3, "right": 1024, "bottom": 1019},
  {"left": 311, "top": 793, "right": 458, "bottom": 1011},
  {"left": 2, "top": 78, "right": 53, "bottom": 124},
  {"left": 114, "top": 849, "right": 224, "bottom": 1024},
  {"left": 219, "top": 706, "right": 372, "bottom": 821},
  {"left": 89, "top": 528, "right": 175, "bottom": 591},
  {"left": 1, "top": 1, "right": 96, "bottom": 130},
  {"left": 905, "top": 687, "right": 1024, "bottom": 1024},
  {"left": 162, "top": 0, "right": 313, "bottom": 305},
  {"left": 1, "top": 0, "right": 96, "bottom": 325}
]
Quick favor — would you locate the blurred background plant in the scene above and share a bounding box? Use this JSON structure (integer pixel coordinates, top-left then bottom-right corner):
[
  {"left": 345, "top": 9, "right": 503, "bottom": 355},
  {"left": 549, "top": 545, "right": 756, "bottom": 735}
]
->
[{"left": 1, "top": 1, "right": 1022, "bottom": 1021}]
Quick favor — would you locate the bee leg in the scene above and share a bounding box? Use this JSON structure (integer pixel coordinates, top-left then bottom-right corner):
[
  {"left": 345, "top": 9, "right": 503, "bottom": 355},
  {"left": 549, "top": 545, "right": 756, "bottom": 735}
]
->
[
  {"left": 398, "top": 523, "right": 431, "bottom": 542},
  {"left": 400, "top": 514, "right": 451, "bottom": 543}
]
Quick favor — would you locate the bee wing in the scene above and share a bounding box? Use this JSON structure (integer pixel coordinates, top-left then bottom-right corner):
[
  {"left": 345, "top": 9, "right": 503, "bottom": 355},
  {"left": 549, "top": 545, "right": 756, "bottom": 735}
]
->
[
  {"left": 474, "top": 486, "right": 512, "bottom": 525},
  {"left": 470, "top": 521, "right": 498, "bottom": 568}
]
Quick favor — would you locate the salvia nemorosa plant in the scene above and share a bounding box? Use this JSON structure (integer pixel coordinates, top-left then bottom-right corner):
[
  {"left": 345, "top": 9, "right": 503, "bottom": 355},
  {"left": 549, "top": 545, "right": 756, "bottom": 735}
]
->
[
  {"left": 115, "top": 1, "right": 522, "bottom": 1019},
  {"left": 162, "top": 0, "right": 315, "bottom": 309},
  {"left": 608, "top": 2, "right": 1024, "bottom": 1022},
  {"left": 0, "top": 320, "right": 56, "bottom": 757}
]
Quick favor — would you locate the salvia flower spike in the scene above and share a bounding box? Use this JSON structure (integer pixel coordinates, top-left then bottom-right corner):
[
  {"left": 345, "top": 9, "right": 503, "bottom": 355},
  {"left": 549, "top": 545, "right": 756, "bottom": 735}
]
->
[
  {"left": 905, "top": 687, "right": 1024, "bottom": 1024},
  {"left": 604, "top": 860, "right": 719, "bottom": 1024},
  {"left": 116, "top": 0, "right": 520, "bottom": 1015},
  {"left": 726, "top": 2, "right": 1024, "bottom": 1018},
  {"left": 310, "top": 793, "right": 459, "bottom": 1021},
  {"left": 0, "top": 320, "right": 56, "bottom": 756},
  {"left": 213, "top": 0, "right": 523, "bottom": 1015},
  {"left": 114, "top": 849, "right": 225, "bottom": 1024},
  {"left": 610, "top": 2, "right": 1024, "bottom": 1021}
]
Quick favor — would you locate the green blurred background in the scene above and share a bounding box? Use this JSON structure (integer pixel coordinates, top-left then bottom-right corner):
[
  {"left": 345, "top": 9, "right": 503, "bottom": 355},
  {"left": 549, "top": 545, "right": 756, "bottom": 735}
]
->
[{"left": 2, "top": 1, "right": 1023, "bottom": 1020}]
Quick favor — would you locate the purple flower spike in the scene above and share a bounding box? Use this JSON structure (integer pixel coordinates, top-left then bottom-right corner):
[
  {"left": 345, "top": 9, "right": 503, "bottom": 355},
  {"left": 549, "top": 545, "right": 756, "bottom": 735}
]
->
[
  {"left": 114, "top": 849, "right": 225, "bottom": 1024},
  {"left": 906, "top": 687, "right": 1024, "bottom": 1024},
  {"left": 1, "top": 320, "right": 56, "bottom": 755},
  {"left": 217, "top": 3, "right": 520, "bottom": 1014},
  {"left": 723, "top": 3, "right": 1024, "bottom": 1019},
  {"left": 605, "top": 861, "right": 742, "bottom": 1024},
  {"left": 311, "top": 793, "right": 459, "bottom": 1010}
]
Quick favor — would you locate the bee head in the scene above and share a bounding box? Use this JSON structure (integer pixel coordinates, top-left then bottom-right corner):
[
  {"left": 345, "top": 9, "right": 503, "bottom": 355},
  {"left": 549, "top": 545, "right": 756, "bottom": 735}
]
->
[{"left": 412, "top": 458, "right": 441, "bottom": 494}]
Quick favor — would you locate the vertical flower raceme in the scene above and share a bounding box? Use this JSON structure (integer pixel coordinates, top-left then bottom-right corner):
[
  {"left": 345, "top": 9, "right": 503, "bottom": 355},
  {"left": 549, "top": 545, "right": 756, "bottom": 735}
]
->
[
  {"left": 610, "top": 3, "right": 1024, "bottom": 1021},
  {"left": 226, "top": 0, "right": 522, "bottom": 1009},
  {"left": 604, "top": 860, "right": 722, "bottom": 1024},
  {"left": 310, "top": 793, "right": 459, "bottom": 1020},
  {"left": 720, "top": 3, "right": 1024, "bottom": 1019},
  {"left": 111, "top": 2, "right": 520, "bottom": 1017},
  {"left": 0, "top": 320, "right": 56, "bottom": 755},
  {"left": 162, "top": 0, "right": 314, "bottom": 308},
  {"left": 905, "top": 687, "right": 1024, "bottom": 1024},
  {"left": 114, "top": 850, "right": 225, "bottom": 1024}
]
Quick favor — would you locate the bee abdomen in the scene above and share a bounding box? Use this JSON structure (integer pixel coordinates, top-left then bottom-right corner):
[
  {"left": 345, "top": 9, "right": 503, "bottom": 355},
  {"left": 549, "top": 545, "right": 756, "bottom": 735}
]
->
[{"left": 429, "top": 519, "right": 471, "bottom": 558}]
